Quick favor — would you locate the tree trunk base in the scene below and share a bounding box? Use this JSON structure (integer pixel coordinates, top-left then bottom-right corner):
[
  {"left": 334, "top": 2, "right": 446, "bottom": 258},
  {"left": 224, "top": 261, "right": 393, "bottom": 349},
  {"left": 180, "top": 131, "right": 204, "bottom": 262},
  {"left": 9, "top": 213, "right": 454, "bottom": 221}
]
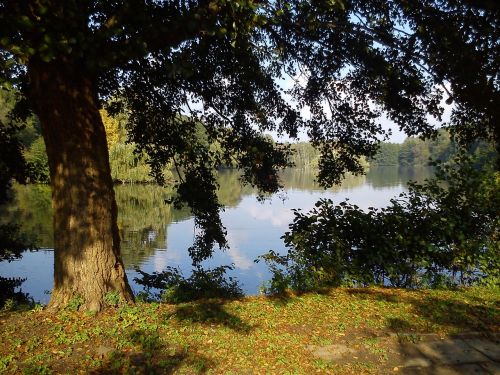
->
[
  {"left": 29, "top": 60, "right": 135, "bottom": 311},
  {"left": 49, "top": 282, "right": 134, "bottom": 312}
]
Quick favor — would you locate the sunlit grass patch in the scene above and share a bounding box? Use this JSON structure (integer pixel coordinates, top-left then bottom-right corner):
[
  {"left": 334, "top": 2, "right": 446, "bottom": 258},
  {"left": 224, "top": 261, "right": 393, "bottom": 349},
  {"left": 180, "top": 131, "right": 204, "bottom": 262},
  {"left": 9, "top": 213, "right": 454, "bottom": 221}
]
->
[{"left": 0, "top": 286, "right": 498, "bottom": 374}]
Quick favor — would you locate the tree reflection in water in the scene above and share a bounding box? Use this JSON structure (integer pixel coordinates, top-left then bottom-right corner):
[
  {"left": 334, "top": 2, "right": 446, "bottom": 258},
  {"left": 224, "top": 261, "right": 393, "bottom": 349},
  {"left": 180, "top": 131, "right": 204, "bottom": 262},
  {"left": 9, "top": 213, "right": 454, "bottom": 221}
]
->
[{"left": 1, "top": 167, "right": 433, "bottom": 299}]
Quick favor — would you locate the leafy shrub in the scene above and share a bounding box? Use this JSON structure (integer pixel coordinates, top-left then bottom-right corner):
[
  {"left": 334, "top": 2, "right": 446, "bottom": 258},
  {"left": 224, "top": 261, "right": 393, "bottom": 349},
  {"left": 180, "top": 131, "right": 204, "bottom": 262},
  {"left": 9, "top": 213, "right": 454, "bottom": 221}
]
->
[
  {"left": 134, "top": 265, "right": 243, "bottom": 303},
  {"left": 67, "top": 295, "right": 84, "bottom": 311},
  {"left": 104, "top": 291, "right": 124, "bottom": 307},
  {"left": 261, "top": 154, "right": 499, "bottom": 293}
]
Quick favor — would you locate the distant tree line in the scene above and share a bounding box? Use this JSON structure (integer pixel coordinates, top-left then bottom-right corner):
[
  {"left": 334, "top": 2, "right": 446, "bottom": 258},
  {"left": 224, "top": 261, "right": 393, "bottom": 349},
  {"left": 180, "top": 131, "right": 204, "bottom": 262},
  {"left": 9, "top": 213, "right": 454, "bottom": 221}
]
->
[
  {"left": 288, "top": 142, "right": 370, "bottom": 172},
  {"left": 371, "top": 130, "right": 496, "bottom": 167},
  {"left": 2, "top": 87, "right": 496, "bottom": 185},
  {"left": 286, "top": 133, "right": 496, "bottom": 171},
  {"left": 288, "top": 142, "right": 319, "bottom": 169}
]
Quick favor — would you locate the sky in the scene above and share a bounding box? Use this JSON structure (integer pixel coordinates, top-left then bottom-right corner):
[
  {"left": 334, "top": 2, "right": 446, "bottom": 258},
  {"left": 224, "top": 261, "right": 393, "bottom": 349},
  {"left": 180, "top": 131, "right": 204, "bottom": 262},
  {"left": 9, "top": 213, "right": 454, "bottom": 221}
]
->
[
  {"left": 184, "top": 69, "right": 452, "bottom": 145},
  {"left": 270, "top": 73, "right": 453, "bottom": 144}
]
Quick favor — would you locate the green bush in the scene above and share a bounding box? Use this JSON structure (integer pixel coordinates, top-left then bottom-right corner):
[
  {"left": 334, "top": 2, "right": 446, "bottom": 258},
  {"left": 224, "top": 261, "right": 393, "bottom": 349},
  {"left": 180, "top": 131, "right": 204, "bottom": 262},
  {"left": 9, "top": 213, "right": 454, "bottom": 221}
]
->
[
  {"left": 261, "top": 153, "right": 499, "bottom": 293},
  {"left": 134, "top": 265, "right": 243, "bottom": 303}
]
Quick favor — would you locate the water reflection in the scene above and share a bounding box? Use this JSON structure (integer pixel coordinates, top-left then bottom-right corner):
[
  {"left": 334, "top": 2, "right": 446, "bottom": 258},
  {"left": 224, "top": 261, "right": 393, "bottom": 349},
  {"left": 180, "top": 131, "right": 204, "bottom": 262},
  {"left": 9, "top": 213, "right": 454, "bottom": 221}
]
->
[
  {"left": 2, "top": 184, "right": 53, "bottom": 248},
  {"left": 0, "top": 167, "right": 433, "bottom": 302},
  {"left": 366, "top": 166, "right": 433, "bottom": 189},
  {"left": 115, "top": 185, "right": 191, "bottom": 269}
]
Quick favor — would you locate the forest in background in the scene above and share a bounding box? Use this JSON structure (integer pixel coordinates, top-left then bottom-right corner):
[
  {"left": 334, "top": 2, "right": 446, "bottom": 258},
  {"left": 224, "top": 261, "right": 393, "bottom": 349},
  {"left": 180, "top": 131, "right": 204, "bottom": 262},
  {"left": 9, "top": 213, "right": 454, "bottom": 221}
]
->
[
  {"left": 1, "top": 88, "right": 496, "bottom": 185},
  {"left": 370, "top": 131, "right": 496, "bottom": 167}
]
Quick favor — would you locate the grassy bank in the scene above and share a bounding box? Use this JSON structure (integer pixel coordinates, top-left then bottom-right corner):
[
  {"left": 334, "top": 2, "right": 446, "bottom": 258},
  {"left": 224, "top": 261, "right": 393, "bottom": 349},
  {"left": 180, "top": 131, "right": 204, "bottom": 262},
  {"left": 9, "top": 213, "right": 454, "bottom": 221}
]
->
[{"left": 1, "top": 286, "right": 498, "bottom": 374}]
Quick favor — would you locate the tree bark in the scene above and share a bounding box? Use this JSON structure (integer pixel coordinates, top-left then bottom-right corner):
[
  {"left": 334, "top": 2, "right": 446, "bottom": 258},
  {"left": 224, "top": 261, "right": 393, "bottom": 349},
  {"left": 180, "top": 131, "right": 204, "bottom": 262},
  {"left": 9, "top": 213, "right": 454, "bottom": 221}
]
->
[{"left": 28, "top": 60, "right": 134, "bottom": 311}]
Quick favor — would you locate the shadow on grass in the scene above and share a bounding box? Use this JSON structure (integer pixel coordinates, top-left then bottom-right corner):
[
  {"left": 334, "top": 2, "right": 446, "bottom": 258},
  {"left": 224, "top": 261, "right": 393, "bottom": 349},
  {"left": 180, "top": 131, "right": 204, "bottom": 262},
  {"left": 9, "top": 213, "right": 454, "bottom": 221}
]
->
[
  {"left": 262, "top": 286, "right": 335, "bottom": 307},
  {"left": 346, "top": 287, "right": 403, "bottom": 303},
  {"left": 387, "top": 317, "right": 414, "bottom": 332},
  {"left": 344, "top": 288, "right": 499, "bottom": 334},
  {"left": 165, "top": 301, "right": 253, "bottom": 333},
  {"left": 265, "top": 292, "right": 295, "bottom": 307},
  {"left": 92, "top": 329, "right": 214, "bottom": 374}
]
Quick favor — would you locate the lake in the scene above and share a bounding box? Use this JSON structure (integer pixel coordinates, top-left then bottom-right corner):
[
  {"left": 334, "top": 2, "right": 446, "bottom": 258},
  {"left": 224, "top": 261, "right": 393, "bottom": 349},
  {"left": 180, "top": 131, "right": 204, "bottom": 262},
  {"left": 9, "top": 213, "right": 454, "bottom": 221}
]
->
[{"left": 0, "top": 167, "right": 433, "bottom": 304}]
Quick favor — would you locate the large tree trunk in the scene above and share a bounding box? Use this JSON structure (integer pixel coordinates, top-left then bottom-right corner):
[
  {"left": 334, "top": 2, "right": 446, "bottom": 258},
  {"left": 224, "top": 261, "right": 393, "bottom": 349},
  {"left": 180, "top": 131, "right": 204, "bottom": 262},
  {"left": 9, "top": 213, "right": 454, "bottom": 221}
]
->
[{"left": 28, "top": 60, "right": 134, "bottom": 311}]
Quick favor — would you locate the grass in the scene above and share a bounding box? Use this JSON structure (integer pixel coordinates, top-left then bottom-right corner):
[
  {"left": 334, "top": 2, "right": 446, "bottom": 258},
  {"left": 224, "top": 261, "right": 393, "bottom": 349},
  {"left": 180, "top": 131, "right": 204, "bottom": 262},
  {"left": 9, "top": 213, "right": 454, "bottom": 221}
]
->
[{"left": 0, "top": 286, "right": 498, "bottom": 374}]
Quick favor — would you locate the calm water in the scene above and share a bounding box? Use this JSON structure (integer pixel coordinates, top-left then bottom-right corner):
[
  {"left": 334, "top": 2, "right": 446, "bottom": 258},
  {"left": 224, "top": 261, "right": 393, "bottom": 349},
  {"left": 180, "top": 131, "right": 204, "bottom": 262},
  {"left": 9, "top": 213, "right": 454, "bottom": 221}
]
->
[{"left": 0, "top": 167, "right": 432, "bottom": 304}]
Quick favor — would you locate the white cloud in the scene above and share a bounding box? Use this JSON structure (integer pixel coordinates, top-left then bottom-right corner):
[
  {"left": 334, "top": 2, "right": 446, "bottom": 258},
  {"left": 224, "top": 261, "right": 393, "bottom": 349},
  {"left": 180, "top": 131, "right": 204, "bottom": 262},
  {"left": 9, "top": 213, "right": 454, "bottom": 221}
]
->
[
  {"left": 225, "top": 230, "right": 253, "bottom": 270},
  {"left": 244, "top": 203, "right": 295, "bottom": 228}
]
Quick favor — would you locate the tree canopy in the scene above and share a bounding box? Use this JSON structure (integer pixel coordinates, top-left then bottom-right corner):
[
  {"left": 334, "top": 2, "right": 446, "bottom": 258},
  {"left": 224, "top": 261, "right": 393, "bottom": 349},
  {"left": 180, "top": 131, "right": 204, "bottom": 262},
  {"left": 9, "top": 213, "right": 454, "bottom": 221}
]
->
[{"left": 0, "top": 0, "right": 498, "bottom": 309}]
